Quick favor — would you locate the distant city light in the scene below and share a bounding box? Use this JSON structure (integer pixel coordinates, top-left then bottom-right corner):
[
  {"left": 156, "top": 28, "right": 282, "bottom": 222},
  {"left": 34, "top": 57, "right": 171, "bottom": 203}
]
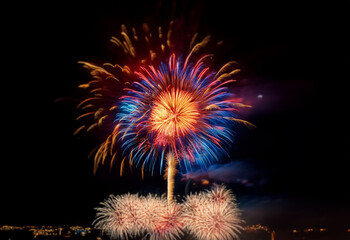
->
[
  {"left": 293, "top": 228, "right": 331, "bottom": 234},
  {"left": 1, "top": 224, "right": 347, "bottom": 239},
  {"left": 245, "top": 224, "right": 270, "bottom": 232},
  {"left": 0, "top": 225, "right": 92, "bottom": 238},
  {"left": 257, "top": 94, "right": 263, "bottom": 99}
]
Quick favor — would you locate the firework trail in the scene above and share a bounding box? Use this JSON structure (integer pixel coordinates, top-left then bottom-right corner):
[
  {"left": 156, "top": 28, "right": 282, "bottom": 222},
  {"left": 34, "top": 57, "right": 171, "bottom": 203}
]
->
[
  {"left": 183, "top": 185, "right": 243, "bottom": 240},
  {"left": 164, "top": 152, "right": 178, "bottom": 204},
  {"left": 77, "top": 22, "right": 253, "bottom": 193}
]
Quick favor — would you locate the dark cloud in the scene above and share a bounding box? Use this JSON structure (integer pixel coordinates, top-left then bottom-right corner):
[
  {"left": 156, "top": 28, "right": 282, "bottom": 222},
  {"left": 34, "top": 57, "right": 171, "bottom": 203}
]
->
[{"left": 184, "top": 160, "right": 268, "bottom": 188}]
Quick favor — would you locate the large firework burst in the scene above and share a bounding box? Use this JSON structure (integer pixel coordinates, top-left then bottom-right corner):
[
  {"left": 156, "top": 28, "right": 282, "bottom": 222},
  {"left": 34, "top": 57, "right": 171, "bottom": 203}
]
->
[
  {"left": 77, "top": 22, "right": 253, "bottom": 185},
  {"left": 115, "top": 53, "right": 246, "bottom": 173}
]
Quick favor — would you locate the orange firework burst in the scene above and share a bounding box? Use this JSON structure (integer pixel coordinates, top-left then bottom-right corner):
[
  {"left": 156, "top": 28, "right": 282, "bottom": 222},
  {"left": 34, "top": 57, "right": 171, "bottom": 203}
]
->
[{"left": 149, "top": 89, "right": 200, "bottom": 144}]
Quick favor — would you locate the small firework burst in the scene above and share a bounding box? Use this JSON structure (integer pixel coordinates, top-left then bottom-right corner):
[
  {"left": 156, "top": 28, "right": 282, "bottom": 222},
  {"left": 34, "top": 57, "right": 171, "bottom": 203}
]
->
[
  {"left": 93, "top": 194, "right": 144, "bottom": 239},
  {"left": 183, "top": 185, "right": 243, "bottom": 240},
  {"left": 138, "top": 194, "right": 164, "bottom": 233},
  {"left": 208, "top": 183, "right": 236, "bottom": 204},
  {"left": 150, "top": 202, "right": 184, "bottom": 240}
]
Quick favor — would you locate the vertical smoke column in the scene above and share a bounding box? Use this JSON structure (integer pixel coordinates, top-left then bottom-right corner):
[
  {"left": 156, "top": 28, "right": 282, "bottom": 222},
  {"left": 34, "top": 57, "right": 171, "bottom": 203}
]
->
[{"left": 165, "top": 152, "right": 177, "bottom": 204}]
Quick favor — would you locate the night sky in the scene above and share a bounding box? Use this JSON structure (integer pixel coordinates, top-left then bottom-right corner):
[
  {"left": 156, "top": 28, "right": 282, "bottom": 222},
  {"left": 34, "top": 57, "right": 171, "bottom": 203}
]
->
[{"left": 2, "top": 0, "right": 350, "bottom": 236}]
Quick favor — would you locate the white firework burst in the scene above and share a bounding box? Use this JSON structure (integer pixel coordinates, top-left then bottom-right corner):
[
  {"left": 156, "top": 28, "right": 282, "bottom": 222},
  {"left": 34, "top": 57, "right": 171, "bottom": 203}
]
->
[
  {"left": 149, "top": 201, "right": 184, "bottom": 240},
  {"left": 93, "top": 193, "right": 144, "bottom": 239},
  {"left": 183, "top": 185, "right": 243, "bottom": 240}
]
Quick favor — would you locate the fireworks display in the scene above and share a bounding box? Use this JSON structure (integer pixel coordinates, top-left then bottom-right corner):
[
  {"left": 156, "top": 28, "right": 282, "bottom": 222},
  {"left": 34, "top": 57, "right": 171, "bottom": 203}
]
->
[
  {"left": 94, "top": 185, "right": 242, "bottom": 240},
  {"left": 78, "top": 21, "right": 252, "bottom": 240}
]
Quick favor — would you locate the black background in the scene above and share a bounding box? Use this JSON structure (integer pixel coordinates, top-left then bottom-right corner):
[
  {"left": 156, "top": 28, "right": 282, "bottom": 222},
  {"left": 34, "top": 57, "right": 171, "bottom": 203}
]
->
[{"left": 2, "top": 0, "right": 350, "bottom": 235}]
